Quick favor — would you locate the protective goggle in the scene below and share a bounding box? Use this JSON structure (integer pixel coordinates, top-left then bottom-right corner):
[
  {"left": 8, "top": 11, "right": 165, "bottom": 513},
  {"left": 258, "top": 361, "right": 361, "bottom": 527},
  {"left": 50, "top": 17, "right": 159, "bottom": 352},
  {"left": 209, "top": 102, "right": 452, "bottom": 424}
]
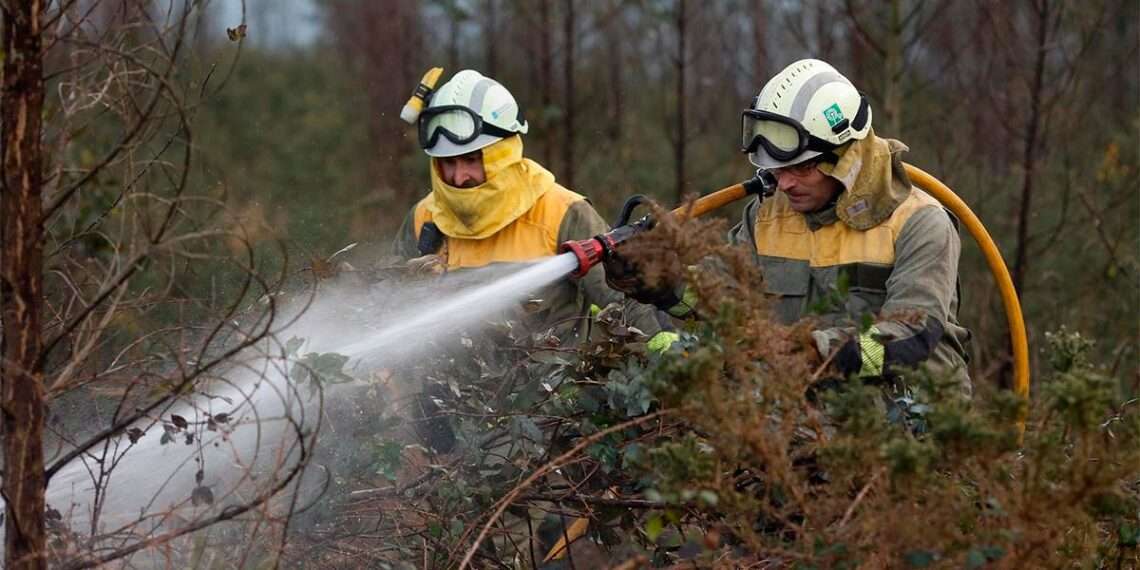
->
[
  {"left": 740, "top": 110, "right": 839, "bottom": 162},
  {"left": 417, "top": 105, "right": 516, "bottom": 150},
  {"left": 740, "top": 94, "right": 869, "bottom": 162}
]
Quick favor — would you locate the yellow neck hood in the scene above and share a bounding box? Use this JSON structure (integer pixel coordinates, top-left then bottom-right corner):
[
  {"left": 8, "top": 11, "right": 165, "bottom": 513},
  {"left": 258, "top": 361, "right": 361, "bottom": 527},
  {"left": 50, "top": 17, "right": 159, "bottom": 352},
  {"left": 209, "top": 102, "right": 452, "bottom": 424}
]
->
[
  {"left": 425, "top": 136, "right": 554, "bottom": 239},
  {"left": 818, "top": 130, "right": 914, "bottom": 231}
]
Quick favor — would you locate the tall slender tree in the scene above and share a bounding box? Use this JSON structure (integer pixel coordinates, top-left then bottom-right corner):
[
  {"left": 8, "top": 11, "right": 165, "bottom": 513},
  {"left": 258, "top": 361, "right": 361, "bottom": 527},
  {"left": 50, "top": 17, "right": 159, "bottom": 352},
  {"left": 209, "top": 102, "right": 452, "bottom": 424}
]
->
[
  {"left": 673, "top": 0, "right": 688, "bottom": 202},
  {"left": 2, "top": 2, "right": 49, "bottom": 565},
  {"left": 561, "top": 0, "right": 576, "bottom": 188}
]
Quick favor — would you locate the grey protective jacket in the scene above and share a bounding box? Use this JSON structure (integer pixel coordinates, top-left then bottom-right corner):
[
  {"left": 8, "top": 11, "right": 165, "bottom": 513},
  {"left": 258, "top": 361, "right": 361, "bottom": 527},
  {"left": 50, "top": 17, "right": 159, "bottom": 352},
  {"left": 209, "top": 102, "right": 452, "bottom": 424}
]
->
[{"left": 728, "top": 135, "right": 972, "bottom": 393}]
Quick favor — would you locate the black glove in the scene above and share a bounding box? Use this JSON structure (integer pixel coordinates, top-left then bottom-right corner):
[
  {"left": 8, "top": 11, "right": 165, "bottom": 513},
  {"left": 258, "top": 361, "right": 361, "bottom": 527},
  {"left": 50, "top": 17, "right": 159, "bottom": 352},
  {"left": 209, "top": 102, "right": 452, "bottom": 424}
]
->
[
  {"left": 833, "top": 337, "right": 863, "bottom": 377},
  {"left": 603, "top": 243, "right": 684, "bottom": 309}
]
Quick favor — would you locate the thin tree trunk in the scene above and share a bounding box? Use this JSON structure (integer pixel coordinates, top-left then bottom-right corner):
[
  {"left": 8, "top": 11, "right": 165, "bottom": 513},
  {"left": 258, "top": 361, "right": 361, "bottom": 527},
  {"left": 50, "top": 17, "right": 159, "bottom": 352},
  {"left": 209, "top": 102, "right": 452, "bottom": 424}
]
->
[
  {"left": 2, "top": 1, "right": 48, "bottom": 568},
  {"left": 752, "top": 0, "right": 767, "bottom": 86},
  {"left": 606, "top": 23, "right": 623, "bottom": 143},
  {"left": 326, "top": 0, "right": 420, "bottom": 205},
  {"left": 884, "top": 0, "right": 904, "bottom": 136},
  {"left": 485, "top": 0, "right": 498, "bottom": 77},
  {"left": 539, "top": 0, "right": 555, "bottom": 169},
  {"left": 674, "top": 0, "right": 688, "bottom": 203},
  {"left": 1013, "top": 0, "right": 1050, "bottom": 295},
  {"left": 447, "top": 8, "right": 460, "bottom": 74},
  {"left": 561, "top": 0, "right": 575, "bottom": 188}
]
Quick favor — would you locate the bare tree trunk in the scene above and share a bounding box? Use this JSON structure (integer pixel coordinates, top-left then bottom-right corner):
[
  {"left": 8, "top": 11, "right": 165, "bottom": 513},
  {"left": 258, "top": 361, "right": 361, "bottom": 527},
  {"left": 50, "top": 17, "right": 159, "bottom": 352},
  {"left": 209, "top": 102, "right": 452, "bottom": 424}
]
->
[
  {"left": 752, "top": 0, "right": 767, "bottom": 86},
  {"left": 561, "top": 0, "right": 575, "bottom": 188},
  {"left": 883, "top": 0, "right": 904, "bottom": 135},
  {"left": 814, "top": 0, "right": 835, "bottom": 60},
  {"left": 448, "top": 9, "right": 461, "bottom": 71},
  {"left": 606, "top": 20, "right": 623, "bottom": 143},
  {"left": 1012, "top": 0, "right": 1051, "bottom": 295},
  {"left": 539, "top": 0, "right": 555, "bottom": 169},
  {"left": 326, "top": 0, "right": 421, "bottom": 204},
  {"left": 485, "top": 0, "right": 498, "bottom": 76},
  {"left": 2, "top": 2, "right": 48, "bottom": 568},
  {"left": 674, "top": 0, "right": 688, "bottom": 203}
]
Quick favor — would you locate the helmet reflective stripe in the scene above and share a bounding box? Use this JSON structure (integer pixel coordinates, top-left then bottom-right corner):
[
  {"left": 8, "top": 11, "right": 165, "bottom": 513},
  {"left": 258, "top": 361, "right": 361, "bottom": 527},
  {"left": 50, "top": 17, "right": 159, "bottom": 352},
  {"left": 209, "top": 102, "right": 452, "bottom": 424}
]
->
[
  {"left": 745, "top": 59, "right": 872, "bottom": 170},
  {"left": 466, "top": 78, "right": 497, "bottom": 117},
  {"left": 787, "top": 71, "right": 848, "bottom": 123},
  {"left": 422, "top": 69, "right": 529, "bottom": 157}
]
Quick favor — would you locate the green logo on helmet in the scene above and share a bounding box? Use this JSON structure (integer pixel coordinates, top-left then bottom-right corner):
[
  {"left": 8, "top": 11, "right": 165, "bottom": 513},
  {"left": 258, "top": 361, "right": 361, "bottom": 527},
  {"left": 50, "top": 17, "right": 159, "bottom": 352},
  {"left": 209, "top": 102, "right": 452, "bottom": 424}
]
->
[{"left": 822, "top": 103, "right": 845, "bottom": 128}]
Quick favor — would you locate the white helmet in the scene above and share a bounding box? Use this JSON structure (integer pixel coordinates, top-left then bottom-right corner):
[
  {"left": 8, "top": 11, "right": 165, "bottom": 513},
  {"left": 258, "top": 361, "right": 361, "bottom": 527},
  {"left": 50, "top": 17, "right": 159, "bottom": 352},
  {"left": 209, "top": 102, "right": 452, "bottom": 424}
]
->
[
  {"left": 742, "top": 59, "right": 871, "bottom": 169},
  {"left": 418, "top": 70, "right": 529, "bottom": 157}
]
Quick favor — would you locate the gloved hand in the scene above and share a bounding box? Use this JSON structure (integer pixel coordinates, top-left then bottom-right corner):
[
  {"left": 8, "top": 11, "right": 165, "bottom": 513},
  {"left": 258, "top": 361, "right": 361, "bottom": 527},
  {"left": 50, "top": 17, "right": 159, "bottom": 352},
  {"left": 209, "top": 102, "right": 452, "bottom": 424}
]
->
[
  {"left": 812, "top": 327, "right": 886, "bottom": 378},
  {"left": 647, "top": 331, "right": 680, "bottom": 353},
  {"left": 602, "top": 243, "right": 684, "bottom": 309},
  {"left": 405, "top": 253, "right": 446, "bottom": 276}
]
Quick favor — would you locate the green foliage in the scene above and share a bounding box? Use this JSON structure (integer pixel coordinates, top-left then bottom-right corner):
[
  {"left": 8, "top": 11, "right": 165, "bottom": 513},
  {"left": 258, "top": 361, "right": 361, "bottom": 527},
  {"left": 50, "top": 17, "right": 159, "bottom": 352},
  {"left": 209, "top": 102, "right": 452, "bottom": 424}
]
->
[
  {"left": 289, "top": 351, "right": 353, "bottom": 395},
  {"left": 280, "top": 231, "right": 1138, "bottom": 569},
  {"left": 1045, "top": 326, "right": 1097, "bottom": 374},
  {"left": 371, "top": 440, "right": 403, "bottom": 482},
  {"left": 1043, "top": 328, "right": 1119, "bottom": 430}
]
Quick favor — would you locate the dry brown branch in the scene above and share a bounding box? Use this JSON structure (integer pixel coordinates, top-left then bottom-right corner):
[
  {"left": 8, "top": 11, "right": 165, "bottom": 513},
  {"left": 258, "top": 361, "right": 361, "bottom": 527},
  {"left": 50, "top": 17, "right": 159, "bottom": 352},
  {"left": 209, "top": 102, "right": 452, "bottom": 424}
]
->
[{"left": 456, "top": 410, "right": 671, "bottom": 569}]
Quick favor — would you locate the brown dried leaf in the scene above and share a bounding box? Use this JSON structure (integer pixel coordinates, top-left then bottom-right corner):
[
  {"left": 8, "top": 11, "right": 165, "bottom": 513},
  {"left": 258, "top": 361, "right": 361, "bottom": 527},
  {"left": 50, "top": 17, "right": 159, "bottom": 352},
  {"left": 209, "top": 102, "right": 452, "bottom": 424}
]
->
[
  {"left": 191, "top": 485, "right": 214, "bottom": 506},
  {"left": 225, "top": 24, "right": 247, "bottom": 42}
]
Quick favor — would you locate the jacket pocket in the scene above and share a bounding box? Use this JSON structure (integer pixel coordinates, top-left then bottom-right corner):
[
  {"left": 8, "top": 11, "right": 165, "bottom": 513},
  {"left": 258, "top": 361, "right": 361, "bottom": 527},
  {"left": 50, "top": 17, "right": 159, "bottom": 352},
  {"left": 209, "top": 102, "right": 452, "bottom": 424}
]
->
[
  {"left": 841, "top": 263, "right": 891, "bottom": 316},
  {"left": 761, "top": 257, "right": 811, "bottom": 297},
  {"left": 759, "top": 257, "right": 811, "bottom": 323}
]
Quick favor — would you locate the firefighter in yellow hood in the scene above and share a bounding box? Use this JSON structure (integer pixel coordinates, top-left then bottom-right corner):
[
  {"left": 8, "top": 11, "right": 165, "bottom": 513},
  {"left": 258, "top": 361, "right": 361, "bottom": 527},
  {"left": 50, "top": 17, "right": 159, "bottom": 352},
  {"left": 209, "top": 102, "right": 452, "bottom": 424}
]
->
[
  {"left": 608, "top": 59, "right": 972, "bottom": 394},
  {"left": 392, "top": 69, "right": 665, "bottom": 344}
]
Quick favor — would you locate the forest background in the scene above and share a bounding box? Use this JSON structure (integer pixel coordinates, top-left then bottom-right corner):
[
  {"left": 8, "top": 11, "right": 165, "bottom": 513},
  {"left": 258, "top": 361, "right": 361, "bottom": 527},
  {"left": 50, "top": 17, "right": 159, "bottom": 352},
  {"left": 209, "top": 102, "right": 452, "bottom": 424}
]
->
[
  {"left": 2, "top": 0, "right": 1138, "bottom": 567},
  {"left": 190, "top": 0, "right": 1137, "bottom": 390}
]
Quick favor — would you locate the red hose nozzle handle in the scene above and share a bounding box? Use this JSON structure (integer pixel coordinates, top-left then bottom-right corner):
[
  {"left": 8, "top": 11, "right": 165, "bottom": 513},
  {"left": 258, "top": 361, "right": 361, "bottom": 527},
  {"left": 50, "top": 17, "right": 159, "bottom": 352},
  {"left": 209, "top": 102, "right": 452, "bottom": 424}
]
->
[{"left": 559, "top": 237, "right": 605, "bottom": 278}]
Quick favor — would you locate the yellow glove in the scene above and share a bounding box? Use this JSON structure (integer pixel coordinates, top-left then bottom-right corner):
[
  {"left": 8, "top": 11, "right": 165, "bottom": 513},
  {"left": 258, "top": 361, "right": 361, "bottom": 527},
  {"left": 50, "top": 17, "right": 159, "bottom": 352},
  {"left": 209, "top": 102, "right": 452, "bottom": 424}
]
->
[{"left": 647, "top": 331, "right": 680, "bottom": 354}]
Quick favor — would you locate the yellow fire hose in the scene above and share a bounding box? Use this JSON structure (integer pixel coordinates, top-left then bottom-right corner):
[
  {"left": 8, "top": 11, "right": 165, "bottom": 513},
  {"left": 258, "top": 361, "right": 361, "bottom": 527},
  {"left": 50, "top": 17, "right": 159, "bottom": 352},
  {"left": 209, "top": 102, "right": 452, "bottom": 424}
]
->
[
  {"left": 903, "top": 163, "right": 1031, "bottom": 412},
  {"left": 546, "top": 164, "right": 1031, "bottom": 561}
]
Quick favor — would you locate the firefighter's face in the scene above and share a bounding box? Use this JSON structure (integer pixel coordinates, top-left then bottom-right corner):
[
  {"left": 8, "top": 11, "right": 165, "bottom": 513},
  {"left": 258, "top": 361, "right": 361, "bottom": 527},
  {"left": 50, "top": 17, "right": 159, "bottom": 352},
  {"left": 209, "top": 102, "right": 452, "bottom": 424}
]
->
[
  {"left": 772, "top": 160, "right": 842, "bottom": 213},
  {"left": 437, "top": 151, "right": 486, "bottom": 188}
]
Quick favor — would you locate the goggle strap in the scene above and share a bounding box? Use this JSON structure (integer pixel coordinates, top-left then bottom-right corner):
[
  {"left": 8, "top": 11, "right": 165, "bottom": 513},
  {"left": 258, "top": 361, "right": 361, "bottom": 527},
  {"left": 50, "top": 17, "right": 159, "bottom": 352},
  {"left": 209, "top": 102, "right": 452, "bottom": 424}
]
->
[
  {"left": 805, "top": 134, "right": 840, "bottom": 154},
  {"left": 481, "top": 123, "right": 516, "bottom": 138},
  {"left": 851, "top": 93, "right": 870, "bottom": 131}
]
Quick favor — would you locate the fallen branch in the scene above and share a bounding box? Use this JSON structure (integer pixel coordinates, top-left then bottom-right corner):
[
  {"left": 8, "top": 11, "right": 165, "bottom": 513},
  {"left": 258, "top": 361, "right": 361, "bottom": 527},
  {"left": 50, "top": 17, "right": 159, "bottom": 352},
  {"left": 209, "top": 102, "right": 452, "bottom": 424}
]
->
[
  {"left": 837, "top": 467, "right": 885, "bottom": 528},
  {"left": 456, "top": 410, "right": 671, "bottom": 570}
]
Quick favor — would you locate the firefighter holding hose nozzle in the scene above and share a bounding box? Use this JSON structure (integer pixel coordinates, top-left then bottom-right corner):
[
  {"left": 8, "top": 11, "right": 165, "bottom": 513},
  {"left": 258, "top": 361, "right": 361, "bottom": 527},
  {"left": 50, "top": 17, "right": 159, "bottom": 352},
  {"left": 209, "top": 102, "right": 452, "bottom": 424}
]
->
[
  {"left": 604, "top": 59, "right": 974, "bottom": 394},
  {"left": 390, "top": 69, "right": 675, "bottom": 451},
  {"left": 391, "top": 69, "right": 666, "bottom": 345}
]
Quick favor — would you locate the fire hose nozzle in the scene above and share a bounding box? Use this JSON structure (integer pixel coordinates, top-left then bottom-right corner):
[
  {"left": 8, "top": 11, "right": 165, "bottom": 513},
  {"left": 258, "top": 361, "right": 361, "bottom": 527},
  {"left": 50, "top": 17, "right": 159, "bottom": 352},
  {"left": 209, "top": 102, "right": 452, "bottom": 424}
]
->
[
  {"left": 560, "top": 173, "right": 773, "bottom": 280},
  {"left": 560, "top": 223, "right": 643, "bottom": 279},
  {"left": 559, "top": 237, "right": 606, "bottom": 279}
]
